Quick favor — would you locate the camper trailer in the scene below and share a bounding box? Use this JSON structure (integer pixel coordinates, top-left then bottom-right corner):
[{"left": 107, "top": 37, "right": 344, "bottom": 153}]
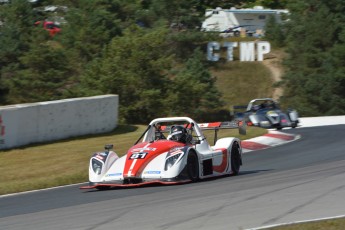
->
[{"left": 202, "top": 6, "right": 288, "bottom": 36}]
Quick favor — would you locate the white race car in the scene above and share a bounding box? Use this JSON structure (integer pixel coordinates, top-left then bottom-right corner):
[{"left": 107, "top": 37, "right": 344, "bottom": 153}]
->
[
  {"left": 80, "top": 117, "right": 244, "bottom": 190},
  {"left": 235, "top": 98, "right": 299, "bottom": 130}
]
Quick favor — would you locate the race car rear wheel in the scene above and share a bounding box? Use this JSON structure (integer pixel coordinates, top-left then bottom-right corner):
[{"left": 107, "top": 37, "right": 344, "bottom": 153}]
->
[
  {"left": 187, "top": 151, "right": 199, "bottom": 182},
  {"left": 231, "top": 142, "right": 241, "bottom": 175}
]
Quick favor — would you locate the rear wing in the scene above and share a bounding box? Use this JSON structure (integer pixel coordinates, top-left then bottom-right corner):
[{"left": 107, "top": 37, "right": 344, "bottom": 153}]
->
[
  {"left": 198, "top": 121, "right": 246, "bottom": 144},
  {"left": 233, "top": 105, "right": 248, "bottom": 110},
  {"left": 231, "top": 105, "right": 248, "bottom": 119},
  {"left": 232, "top": 105, "right": 248, "bottom": 112},
  {"left": 198, "top": 121, "right": 238, "bottom": 129},
  {"left": 158, "top": 121, "right": 240, "bottom": 131},
  {"left": 156, "top": 121, "right": 246, "bottom": 145}
]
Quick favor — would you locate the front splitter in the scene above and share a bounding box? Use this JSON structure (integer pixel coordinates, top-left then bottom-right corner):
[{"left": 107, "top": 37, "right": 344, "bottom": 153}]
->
[{"left": 80, "top": 179, "right": 191, "bottom": 189}]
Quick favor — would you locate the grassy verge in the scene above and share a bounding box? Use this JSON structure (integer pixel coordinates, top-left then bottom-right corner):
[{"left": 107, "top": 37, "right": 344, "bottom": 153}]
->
[
  {"left": 0, "top": 125, "right": 265, "bottom": 195},
  {"left": 266, "top": 217, "right": 345, "bottom": 230},
  {"left": 213, "top": 61, "right": 274, "bottom": 110}
]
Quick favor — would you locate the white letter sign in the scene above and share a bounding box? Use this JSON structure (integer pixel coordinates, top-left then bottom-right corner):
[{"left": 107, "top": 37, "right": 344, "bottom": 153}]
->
[
  {"left": 240, "top": 42, "right": 255, "bottom": 61},
  {"left": 257, "top": 41, "right": 271, "bottom": 61}
]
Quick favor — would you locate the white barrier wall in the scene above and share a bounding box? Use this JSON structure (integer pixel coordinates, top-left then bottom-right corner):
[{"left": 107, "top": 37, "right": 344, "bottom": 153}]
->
[{"left": 0, "top": 95, "right": 119, "bottom": 150}]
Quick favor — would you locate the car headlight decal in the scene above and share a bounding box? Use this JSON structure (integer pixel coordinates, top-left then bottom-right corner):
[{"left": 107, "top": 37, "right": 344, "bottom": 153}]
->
[
  {"left": 92, "top": 159, "right": 103, "bottom": 175},
  {"left": 164, "top": 148, "right": 184, "bottom": 171}
]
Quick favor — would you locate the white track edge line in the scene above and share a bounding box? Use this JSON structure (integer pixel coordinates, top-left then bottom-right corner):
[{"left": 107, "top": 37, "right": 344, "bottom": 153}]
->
[
  {"left": 245, "top": 214, "right": 345, "bottom": 230},
  {"left": 0, "top": 182, "right": 86, "bottom": 198}
]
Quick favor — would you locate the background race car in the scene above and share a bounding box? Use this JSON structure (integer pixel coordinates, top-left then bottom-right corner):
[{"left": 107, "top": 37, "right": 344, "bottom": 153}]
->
[{"left": 234, "top": 98, "right": 299, "bottom": 130}]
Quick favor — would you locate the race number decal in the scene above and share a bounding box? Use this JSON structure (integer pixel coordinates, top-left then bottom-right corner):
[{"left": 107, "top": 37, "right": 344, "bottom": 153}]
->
[{"left": 130, "top": 152, "right": 148, "bottom": 159}]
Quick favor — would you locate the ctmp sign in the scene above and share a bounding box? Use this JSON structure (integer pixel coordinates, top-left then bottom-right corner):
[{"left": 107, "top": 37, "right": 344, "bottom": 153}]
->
[{"left": 207, "top": 41, "right": 271, "bottom": 62}]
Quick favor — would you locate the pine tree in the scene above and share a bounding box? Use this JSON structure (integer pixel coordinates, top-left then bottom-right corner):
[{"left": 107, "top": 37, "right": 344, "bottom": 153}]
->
[
  {"left": 280, "top": 0, "right": 345, "bottom": 116},
  {"left": 6, "top": 31, "right": 72, "bottom": 103},
  {"left": 76, "top": 26, "right": 174, "bottom": 123},
  {"left": 167, "top": 48, "right": 224, "bottom": 120},
  {"left": 0, "top": 0, "right": 36, "bottom": 104},
  {"left": 264, "top": 15, "right": 285, "bottom": 47}
]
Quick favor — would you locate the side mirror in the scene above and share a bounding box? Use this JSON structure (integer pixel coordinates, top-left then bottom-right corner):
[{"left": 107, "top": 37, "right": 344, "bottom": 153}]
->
[{"left": 104, "top": 144, "right": 114, "bottom": 150}]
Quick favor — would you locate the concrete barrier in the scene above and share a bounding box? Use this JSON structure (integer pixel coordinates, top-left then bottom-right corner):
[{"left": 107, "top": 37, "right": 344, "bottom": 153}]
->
[{"left": 0, "top": 95, "right": 119, "bottom": 150}]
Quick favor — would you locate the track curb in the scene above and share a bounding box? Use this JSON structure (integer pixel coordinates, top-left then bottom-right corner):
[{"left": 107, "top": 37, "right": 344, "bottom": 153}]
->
[{"left": 241, "top": 130, "right": 301, "bottom": 153}]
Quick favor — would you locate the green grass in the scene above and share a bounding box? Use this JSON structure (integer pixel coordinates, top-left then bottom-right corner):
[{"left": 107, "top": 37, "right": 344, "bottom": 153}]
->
[
  {"left": 213, "top": 61, "right": 274, "bottom": 109},
  {"left": 0, "top": 125, "right": 265, "bottom": 195},
  {"left": 267, "top": 217, "right": 345, "bottom": 230},
  {"left": 0, "top": 124, "right": 143, "bottom": 195},
  {"left": 210, "top": 36, "right": 275, "bottom": 110}
]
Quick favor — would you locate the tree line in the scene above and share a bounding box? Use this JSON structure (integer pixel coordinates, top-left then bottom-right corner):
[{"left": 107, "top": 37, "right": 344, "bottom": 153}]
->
[
  {"left": 1, "top": 0, "right": 344, "bottom": 123},
  {"left": 266, "top": 0, "right": 345, "bottom": 116},
  {"left": 0, "top": 0, "right": 227, "bottom": 123}
]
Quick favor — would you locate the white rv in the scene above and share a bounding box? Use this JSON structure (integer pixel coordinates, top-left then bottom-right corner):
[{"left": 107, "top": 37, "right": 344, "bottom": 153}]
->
[{"left": 202, "top": 6, "right": 288, "bottom": 36}]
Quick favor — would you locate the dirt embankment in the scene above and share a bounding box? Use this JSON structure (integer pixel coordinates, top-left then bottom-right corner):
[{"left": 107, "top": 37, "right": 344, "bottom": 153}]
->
[{"left": 262, "top": 49, "right": 286, "bottom": 100}]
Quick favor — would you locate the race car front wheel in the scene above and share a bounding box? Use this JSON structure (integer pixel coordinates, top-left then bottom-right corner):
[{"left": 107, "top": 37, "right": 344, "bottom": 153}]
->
[{"left": 187, "top": 151, "right": 199, "bottom": 182}]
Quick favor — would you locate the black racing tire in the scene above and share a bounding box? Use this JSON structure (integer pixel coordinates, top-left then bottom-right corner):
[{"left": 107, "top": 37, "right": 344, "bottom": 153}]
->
[
  {"left": 231, "top": 142, "right": 241, "bottom": 175},
  {"left": 96, "top": 186, "right": 110, "bottom": 191},
  {"left": 187, "top": 151, "right": 199, "bottom": 182}
]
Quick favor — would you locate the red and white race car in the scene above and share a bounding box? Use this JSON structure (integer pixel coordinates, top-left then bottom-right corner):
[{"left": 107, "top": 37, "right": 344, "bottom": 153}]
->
[{"left": 80, "top": 117, "right": 244, "bottom": 190}]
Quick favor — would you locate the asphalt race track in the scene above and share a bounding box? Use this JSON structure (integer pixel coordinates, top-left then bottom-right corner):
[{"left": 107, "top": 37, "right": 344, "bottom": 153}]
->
[{"left": 1, "top": 125, "right": 345, "bottom": 230}]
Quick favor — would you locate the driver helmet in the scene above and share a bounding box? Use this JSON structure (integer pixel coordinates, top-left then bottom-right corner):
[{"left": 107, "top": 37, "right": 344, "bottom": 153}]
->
[
  {"left": 253, "top": 105, "right": 260, "bottom": 111},
  {"left": 167, "top": 125, "right": 187, "bottom": 143}
]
